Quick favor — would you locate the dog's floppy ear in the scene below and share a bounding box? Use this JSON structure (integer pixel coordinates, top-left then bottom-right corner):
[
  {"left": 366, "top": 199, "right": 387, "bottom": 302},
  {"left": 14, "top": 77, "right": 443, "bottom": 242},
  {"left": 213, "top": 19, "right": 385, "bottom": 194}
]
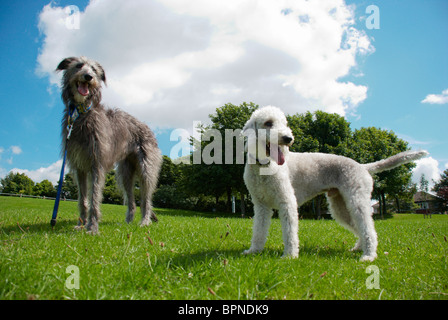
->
[
  {"left": 56, "top": 57, "right": 77, "bottom": 71},
  {"left": 242, "top": 117, "right": 256, "bottom": 137},
  {"left": 242, "top": 117, "right": 257, "bottom": 153},
  {"left": 97, "top": 63, "right": 107, "bottom": 85}
]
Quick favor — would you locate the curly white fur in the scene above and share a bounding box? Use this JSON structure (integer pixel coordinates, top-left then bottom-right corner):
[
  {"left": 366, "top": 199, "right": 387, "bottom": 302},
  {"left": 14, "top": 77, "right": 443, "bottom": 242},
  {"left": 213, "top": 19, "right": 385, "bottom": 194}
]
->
[{"left": 242, "top": 106, "right": 428, "bottom": 261}]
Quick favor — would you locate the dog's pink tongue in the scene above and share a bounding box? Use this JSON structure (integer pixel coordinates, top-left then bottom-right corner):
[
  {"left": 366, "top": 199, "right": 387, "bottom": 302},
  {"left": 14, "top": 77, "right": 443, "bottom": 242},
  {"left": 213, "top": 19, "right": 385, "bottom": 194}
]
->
[
  {"left": 272, "top": 146, "right": 285, "bottom": 165},
  {"left": 78, "top": 83, "right": 89, "bottom": 96},
  {"left": 277, "top": 147, "right": 285, "bottom": 165}
]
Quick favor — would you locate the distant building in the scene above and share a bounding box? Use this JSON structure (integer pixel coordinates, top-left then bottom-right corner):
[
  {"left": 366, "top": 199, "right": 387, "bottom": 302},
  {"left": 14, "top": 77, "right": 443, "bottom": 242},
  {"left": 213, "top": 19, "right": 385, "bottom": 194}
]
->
[
  {"left": 413, "top": 191, "right": 444, "bottom": 214},
  {"left": 371, "top": 191, "right": 445, "bottom": 215}
]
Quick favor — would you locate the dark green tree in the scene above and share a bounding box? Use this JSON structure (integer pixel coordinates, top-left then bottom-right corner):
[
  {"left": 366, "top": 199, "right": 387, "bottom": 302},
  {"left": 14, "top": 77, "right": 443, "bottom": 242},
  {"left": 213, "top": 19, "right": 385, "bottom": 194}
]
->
[
  {"left": 183, "top": 102, "right": 258, "bottom": 213},
  {"left": 33, "top": 179, "right": 56, "bottom": 198},
  {"left": 433, "top": 169, "right": 448, "bottom": 212},
  {"left": 287, "top": 110, "right": 352, "bottom": 153},
  {"left": 61, "top": 173, "right": 78, "bottom": 200},
  {"left": 158, "top": 155, "right": 182, "bottom": 187},
  {"left": 209, "top": 102, "right": 258, "bottom": 214},
  {"left": 102, "top": 171, "right": 123, "bottom": 205},
  {"left": 0, "top": 172, "right": 34, "bottom": 195}
]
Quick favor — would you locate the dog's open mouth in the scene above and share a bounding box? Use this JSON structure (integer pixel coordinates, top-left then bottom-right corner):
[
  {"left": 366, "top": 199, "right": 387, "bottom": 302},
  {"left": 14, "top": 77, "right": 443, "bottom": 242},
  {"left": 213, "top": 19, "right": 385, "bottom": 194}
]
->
[
  {"left": 77, "top": 82, "right": 90, "bottom": 96},
  {"left": 266, "top": 142, "right": 285, "bottom": 165}
]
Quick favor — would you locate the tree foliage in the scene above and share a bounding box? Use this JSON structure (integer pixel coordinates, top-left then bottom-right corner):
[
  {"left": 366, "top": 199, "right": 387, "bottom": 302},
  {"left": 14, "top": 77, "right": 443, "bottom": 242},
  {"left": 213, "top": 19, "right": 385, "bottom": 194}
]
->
[
  {"left": 33, "top": 179, "right": 56, "bottom": 198},
  {"left": 433, "top": 169, "right": 448, "bottom": 212},
  {"left": 181, "top": 102, "right": 258, "bottom": 213},
  {"left": 287, "top": 110, "right": 351, "bottom": 153},
  {"left": 60, "top": 173, "right": 78, "bottom": 200},
  {"left": 1, "top": 172, "right": 35, "bottom": 195}
]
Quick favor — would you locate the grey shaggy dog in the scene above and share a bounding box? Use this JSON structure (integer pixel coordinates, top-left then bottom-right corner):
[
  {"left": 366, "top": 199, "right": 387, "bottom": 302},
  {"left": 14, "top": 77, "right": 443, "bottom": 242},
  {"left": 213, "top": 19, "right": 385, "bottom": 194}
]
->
[{"left": 56, "top": 56, "right": 162, "bottom": 234}]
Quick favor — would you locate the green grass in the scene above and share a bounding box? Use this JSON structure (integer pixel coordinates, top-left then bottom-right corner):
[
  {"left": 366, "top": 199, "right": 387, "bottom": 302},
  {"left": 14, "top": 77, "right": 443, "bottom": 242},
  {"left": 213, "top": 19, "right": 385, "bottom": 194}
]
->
[{"left": 0, "top": 196, "right": 447, "bottom": 300}]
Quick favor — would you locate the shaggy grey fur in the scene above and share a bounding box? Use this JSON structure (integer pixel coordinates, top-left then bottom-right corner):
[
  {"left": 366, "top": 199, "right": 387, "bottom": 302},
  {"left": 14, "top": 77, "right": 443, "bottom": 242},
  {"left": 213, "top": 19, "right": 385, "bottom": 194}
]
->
[{"left": 56, "top": 56, "right": 162, "bottom": 233}]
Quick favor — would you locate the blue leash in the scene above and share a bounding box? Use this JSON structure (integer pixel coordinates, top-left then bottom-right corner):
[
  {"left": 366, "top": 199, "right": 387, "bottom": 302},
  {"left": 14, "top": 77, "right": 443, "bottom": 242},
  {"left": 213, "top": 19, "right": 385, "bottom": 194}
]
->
[
  {"left": 50, "top": 102, "right": 91, "bottom": 227},
  {"left": 51, "top": 148, "right": 67, "bottom": 226}
]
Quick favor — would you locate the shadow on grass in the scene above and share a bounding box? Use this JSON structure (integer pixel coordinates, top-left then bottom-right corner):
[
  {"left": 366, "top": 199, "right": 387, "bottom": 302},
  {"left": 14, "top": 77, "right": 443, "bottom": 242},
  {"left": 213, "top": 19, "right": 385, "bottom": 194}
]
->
[
  {"left": 0, "top": 218, "right": 120, "bottom": 236},
  {"left": 154, "top": 207, "right": 251, "bottom": 220},
  {"left": 168, "top": 243, "right": 358, "bottom": 268}
]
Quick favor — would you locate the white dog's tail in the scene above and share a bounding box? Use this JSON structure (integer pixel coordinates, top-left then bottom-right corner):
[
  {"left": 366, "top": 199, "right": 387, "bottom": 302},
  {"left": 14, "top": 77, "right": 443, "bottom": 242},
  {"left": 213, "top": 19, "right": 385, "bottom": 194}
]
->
[{"left": 363, "top": 150, "right": 428, "bottom": 174}]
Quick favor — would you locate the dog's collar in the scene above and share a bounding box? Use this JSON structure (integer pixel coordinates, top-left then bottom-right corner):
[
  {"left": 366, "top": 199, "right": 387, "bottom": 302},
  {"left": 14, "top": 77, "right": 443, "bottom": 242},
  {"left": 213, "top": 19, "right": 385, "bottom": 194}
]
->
[
  {"left": 69, "top": 101, "right": 92, "bottom": 114},
  {"left": 66, "top": 101, "right": 92, "bottom": 139}
]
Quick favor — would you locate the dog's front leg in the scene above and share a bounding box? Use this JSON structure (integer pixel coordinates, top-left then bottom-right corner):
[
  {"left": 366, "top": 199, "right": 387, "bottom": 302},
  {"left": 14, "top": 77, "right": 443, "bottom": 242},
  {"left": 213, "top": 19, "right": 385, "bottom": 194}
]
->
[
  {"left": 278, "top": 199, "right": 299, "bottom": 258},
  {"left": 243, "top": 201, "right": 273, "bottom": 255},
  {"left": 86, "top": 166, "right": 105, "bottom": 234},
  {"left": 74, "top": 170, "right": 88, "bottom": 229}
]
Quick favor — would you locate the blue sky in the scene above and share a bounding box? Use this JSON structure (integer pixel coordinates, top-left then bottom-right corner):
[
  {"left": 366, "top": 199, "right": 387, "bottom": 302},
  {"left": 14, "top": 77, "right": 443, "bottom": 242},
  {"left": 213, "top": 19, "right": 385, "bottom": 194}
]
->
[{"left": 0, "top": 0, "right": 447, "bottom": 187}]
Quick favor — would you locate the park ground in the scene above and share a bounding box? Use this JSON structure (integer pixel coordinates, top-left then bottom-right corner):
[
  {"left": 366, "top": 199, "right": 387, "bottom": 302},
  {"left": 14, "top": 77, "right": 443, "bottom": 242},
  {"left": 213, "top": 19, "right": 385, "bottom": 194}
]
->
[{"left": 0, "top": 196, "right": 447, "bottom": 300}]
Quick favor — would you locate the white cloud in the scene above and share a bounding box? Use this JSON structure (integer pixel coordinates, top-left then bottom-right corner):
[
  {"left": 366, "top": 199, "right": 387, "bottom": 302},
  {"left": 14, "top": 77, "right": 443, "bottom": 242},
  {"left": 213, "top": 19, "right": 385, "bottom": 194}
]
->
[
  {"left": 10, "top": 146, "right": 22, "bottom": 155},
  {"left": 421, "top": 88, "right": 448, "bottom": 105},
  {"left": 0, "top": 146, "right": 22, "bottom": 166},
  {"left": 412, "top": 157, "right": 441, "bottom": 190},
  {"left": 10, "top": 160, "right": 63, "bottom": 185},
  {"left": 37, "top": 0, "right": 374, "bottom": 129}
]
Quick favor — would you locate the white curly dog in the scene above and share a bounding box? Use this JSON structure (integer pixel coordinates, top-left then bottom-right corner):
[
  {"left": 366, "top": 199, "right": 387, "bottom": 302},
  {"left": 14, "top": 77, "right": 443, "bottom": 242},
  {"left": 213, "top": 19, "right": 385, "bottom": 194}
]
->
[{"left": 242, "top": 106, "right": 428, "bottom": 261}]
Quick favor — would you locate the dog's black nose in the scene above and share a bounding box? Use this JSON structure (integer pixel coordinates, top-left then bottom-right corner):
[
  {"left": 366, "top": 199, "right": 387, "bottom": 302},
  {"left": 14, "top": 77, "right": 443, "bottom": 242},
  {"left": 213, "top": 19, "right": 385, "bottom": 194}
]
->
[
  {"left": 282, "top": 136, "right": 293, "bottom": 144},
  {"left": 84, "top": 74, "right": 93, "bottom": 82}
]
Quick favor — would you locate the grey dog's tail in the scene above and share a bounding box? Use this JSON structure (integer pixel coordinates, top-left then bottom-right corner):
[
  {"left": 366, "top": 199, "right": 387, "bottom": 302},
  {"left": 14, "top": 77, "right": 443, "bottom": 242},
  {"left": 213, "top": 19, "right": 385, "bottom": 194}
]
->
[{"left": 363, "top": 150, "right": 428, "bottom": 174}]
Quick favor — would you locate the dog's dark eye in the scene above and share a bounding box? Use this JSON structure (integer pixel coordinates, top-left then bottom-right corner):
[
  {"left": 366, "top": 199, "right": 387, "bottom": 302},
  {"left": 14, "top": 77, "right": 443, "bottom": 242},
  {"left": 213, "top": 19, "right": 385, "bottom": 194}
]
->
[
  {"left": 264, "top": 120, "right": 273, "bottom": 127},
  {"left": 75, "top": 63, "right": 84, "bottom": 69}
]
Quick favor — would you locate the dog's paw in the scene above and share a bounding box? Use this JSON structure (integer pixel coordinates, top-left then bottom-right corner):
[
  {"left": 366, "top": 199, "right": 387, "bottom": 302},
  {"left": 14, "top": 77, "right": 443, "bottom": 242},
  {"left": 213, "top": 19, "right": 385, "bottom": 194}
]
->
[
  {"left": 242, "top": 248, "right": 258, "bottom": 255},
  {"left": 281, "top": 253, "right": 299, "bottom": 259},
  {"left": 85, "top": 223, "right": 99, "bottom": 235},
  {"left": 281, "top": 249, "right": 299, "bottom": 259},
  {"left": 360, "top": 254, "right": 377, "bottom": 262},
  {"left": 140, "top": 218, "right": 152, "bottom": 227}
]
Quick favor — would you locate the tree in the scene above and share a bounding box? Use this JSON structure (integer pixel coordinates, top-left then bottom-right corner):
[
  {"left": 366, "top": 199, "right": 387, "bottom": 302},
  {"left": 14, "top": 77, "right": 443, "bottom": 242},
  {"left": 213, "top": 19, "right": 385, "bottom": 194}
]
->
[
  {"left": 102, "top": 171, "right": 123, "bottom": 205},
  {"left": 287, "top": 110, "right": 352, "bottom": 153},
  {"left": 183, "top": 102, "right": 258, "bottom": 214},
  {"left": 54, "top": 173, "right": 78, "bottom": 200},
  {"left": 389, "top": 181, "right": 418, "bottom": 213},
  {"left": 209, "top": 102, "right": 258, "bottom": 214},
  {"left": 433, "top": 169, "right": 448, "bottom": 212},
  {"left": 33, "top": 179, "right": 56, "bottom": 198},
  {"left": 158, "top": 155, "right": 182, "bottom": 187},
  {"left": 419, "top": 174, "right": 429, "bottom": 193},
  {"left": 0, "top": 172, "right": 34, "bottom": 195}
]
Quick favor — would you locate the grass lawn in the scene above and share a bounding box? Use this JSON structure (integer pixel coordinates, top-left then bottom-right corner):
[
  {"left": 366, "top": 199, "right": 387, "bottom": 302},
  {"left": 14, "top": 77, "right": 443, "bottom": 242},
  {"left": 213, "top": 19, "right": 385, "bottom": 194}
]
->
[{"left": 0, "top": 196, "right": 447, "bottom": 300}]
